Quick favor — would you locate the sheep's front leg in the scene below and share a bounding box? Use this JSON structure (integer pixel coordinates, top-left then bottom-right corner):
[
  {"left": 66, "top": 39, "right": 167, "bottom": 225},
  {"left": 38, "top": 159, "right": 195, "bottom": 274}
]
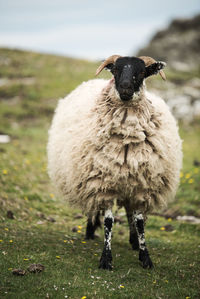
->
[
  {"left": 99, "top": 209, "right": 114, "bottom": 270},
  {"left": 133, "top": 211, "right": 153, "bottom": 269}
]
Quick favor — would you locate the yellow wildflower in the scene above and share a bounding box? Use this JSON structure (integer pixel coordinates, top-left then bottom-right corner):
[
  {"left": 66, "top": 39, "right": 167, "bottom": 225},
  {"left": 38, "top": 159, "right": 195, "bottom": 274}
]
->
[
  {"left": 78, "top": 225, "right": 82, "bottom": 229},
  {"left": 180, "top": 172, "right": 183, "bottom": 178},
  {"left": 167, "top": 218, "right": 172, "bottom": 222},
  {"left": 153, "top": 280, "right": 156, "bottom": 284},
  {"left": 81, "top": 241, "right": 86, "bottom": 244},
  {"left": 0, "top": 240, "right": 3, "bottom": 242},
  {"left": 4, "top": 228, "right": 9, "bottom": 231},
  {"left": 50, "top": 193, "right": 55, "bottom": 198},
  {"left": 3, "top": 169, "right": 8, "bottom": 175},
  {"left": 56, "top": 256, "right": 61, "bottom": 259},
  {"left": 9, "top": 240, "right": 13, "bottom": 243},
  {"left": 81, "top": 296, "right": 87, "bottom": 299},
  {"left": 25, "top": 159, "right": 30, "bottom": 165},
  {"left": 120, "top": 285, "right": 125, "bottom": 288},
  {"left": 77, "top": 230, "right": 81, "bottom": 233},
  {"left": 165, "top": 280, "right": 169, "bottom": 283},
  {"left": 160, "top": 227, "right": 165, "bottom": 231},
  {"left": 185, "top": 173, "right": 191, "bottom": 179},
  {"left": 24, "top": 258, "right": 29, "bottom": 261},
  {"left": 63, "top": 240, "right": 67, "bottom": 243},
  {"left": 188, "top": 178, "right": 194, "bottom": 184}
]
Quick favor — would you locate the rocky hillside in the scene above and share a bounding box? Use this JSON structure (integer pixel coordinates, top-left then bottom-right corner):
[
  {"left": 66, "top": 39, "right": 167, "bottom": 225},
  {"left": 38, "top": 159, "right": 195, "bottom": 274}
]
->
[
  {"left": 138, "top": 14, "right": 200, "bottom": 71},
  {"left": 137, "top": 14, "right": 200, "bottom": 123}
]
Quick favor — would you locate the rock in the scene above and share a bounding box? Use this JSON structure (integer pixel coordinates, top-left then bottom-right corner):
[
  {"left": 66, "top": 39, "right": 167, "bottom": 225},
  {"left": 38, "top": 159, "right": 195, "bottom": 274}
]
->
[
  {"left": 7, "top": 210, "right": 14, "bottom": 219},
  {"left": 0, "top": 135, "right": 10, "bottom": 143},
  {"left": 176, "top": 215, "right": 200, "bottom": 224},
  {"left": 12, "top": 269, "right": 26, "bottom": 276},
  {"left": 27, "top": 264, "right": 45, "bottom": 273},
  {"left": 163, "top": 224, "right": 174, "bottom": 232},
  {"left": 137, "top": 14, "right": 200, "bottom": 70},
  {"left": 36, "top": 220, "right": 44, "bottom": 225},
  {"left": 74, "top": 213, "right": 83, "bottom": 219},
  {"left": 36, "top": 212, "right": 46, "bottom": 220},
  {"left": 47, "top": 216, "right": 56, "bottom": 222},
  {"left": 193, "top": 159, "right": 200, "bottom": 167}
]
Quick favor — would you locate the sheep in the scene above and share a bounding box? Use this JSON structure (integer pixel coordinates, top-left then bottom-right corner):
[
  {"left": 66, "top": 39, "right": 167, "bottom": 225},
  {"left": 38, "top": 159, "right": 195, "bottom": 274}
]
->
[{"left": 47, "top": 55, "right": 182, "bottom": 270}]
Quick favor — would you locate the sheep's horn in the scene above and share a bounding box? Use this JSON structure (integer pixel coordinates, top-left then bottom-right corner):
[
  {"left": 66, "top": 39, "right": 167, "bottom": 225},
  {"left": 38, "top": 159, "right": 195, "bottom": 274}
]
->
[
  {"left": 139, "top": 56, "right": 166, "bottom": 80},
  {"left": 95, "top": 55, "right": 121, "bottom": 76}
]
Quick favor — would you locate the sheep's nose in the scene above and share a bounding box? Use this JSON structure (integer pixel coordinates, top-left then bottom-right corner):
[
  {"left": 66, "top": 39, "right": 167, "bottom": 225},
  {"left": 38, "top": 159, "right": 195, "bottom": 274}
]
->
[{"left": 120, "top": 80, "right": 131, "bottom": 89}]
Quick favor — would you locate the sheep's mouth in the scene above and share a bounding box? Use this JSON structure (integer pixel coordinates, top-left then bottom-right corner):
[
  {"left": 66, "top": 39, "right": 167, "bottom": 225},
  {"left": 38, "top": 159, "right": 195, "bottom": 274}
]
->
[
  {"left": 119, "top": 89, "right": 134, "bottom": 101},
  {"left": 120, "top": 94, "right": 132, "bottom": 101}
]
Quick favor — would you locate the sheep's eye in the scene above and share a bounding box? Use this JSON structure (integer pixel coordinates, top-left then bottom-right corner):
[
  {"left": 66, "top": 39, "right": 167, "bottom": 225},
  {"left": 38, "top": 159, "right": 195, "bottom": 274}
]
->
[{"left": 112, "top": 67, "right": 117, "bottom": 75}]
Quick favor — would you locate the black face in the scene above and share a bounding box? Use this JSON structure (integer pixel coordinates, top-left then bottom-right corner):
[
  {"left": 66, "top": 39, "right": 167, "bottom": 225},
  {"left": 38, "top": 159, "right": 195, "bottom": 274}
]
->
[{"left": 109, "top": 57, "right": 146, "bottom": 101}]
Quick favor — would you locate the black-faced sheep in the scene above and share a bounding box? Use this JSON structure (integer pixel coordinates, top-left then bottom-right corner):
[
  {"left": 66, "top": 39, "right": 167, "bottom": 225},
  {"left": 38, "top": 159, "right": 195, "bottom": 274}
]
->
[{"left": 47, "top": 55, "right": 182, "bottom": 270}]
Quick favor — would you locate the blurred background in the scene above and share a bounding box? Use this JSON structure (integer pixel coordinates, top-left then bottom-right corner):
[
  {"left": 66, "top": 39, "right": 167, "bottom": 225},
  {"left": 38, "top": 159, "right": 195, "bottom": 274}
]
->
[
  {"left": 0, "top": 0, "right": 200, "bottom": 221},
  {"left": 0, "top": 1, "right": 200, "bottom": 297},
  {"left": 0, "top": 0, "right": 200, "bottom": 60}
]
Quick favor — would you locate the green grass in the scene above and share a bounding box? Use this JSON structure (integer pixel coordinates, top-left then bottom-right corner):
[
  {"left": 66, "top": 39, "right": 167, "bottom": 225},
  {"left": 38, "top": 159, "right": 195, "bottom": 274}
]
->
[
  {"left": 1, "top": 216, "right": 200, "bottom": 299},
  {"left": 0, "top": 48, "right": 200, "bottom": 298}
]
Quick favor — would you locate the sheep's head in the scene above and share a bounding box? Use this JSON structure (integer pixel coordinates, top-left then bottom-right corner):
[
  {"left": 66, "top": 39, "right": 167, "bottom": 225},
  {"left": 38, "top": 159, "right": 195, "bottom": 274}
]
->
[{"left": 96, "top": 55, "right": 166, "bottom": 102}]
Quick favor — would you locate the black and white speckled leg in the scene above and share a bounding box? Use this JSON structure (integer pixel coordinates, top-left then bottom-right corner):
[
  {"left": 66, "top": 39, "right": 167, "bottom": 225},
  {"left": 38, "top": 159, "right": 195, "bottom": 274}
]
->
[
  {"left": 133, "top": 211, "right": 153, "bottom": 269},
  {"left": 125, "top": 207, "right": 139, "bottom": 250},
  {"left": 85, "top": 211, "right": 101, "bottom": 240},
  {"left": 99, "top": 209, "right": 114, "bottom": 270}
]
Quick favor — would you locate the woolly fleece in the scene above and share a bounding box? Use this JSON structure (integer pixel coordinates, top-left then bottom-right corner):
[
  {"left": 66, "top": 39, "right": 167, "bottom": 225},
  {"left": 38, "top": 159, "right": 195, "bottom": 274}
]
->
[{"left": 47, "top": 79, "right": 182, "bottom": 215}]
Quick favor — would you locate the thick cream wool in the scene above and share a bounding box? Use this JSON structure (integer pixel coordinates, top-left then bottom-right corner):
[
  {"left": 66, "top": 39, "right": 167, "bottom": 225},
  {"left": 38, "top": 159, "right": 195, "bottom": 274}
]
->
[{"left": 47, "top": 79, "right": 182, "bottom": 215}]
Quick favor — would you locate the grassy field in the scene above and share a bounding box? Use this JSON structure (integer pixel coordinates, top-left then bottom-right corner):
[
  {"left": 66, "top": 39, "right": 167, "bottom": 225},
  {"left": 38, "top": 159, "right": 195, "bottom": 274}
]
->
[{"left": 0, "top": 48, "right": 200, "bottom": 298}]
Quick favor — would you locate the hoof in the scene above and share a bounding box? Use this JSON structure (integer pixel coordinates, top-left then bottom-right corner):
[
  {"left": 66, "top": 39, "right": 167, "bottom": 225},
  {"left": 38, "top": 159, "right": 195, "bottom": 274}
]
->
[
  {"left": 99, "top": 250, "right": 112, "bottom": 270},
  {"left": 99, "top": 260, "right": 112, "bottom": 270},
  {"left": 139, "top": 249, "right": 153, "bottom": 269}
]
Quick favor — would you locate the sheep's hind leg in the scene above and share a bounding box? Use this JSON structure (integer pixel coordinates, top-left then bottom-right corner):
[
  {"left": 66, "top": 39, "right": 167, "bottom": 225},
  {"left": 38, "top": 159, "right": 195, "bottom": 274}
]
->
[
  {"left": 85, "top": 211, "right": 101, "bottom": 240},
  {"left": 99, "top": 209, "right": 114, "bottom": 270},
  {"left": 125, "top": 207, "right": 139, "bottom": 250},
  {"left": 133, "top": 211, "right": 153, "bottom": 269}
]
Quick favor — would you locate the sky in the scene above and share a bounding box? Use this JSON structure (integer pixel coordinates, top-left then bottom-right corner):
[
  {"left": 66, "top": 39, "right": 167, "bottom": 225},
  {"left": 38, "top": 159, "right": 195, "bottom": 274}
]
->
[{"left": 0, "top": 0, "right": 199, "bottom": 61}]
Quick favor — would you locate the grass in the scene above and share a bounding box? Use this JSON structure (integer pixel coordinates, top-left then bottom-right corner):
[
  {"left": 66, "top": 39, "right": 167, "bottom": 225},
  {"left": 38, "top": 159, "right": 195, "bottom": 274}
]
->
[
  {"left": 0, "top": 216, "right": 200, "bottom": 298},
  {"left": 0, "top": 48, "right": 200, "bottom": 298}
]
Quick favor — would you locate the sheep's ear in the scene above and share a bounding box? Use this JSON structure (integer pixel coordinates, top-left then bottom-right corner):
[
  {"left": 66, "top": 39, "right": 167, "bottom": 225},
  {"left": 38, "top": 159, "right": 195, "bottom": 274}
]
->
[{"left": 145, "top": 61, "right": 166, "bottom": 80}]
